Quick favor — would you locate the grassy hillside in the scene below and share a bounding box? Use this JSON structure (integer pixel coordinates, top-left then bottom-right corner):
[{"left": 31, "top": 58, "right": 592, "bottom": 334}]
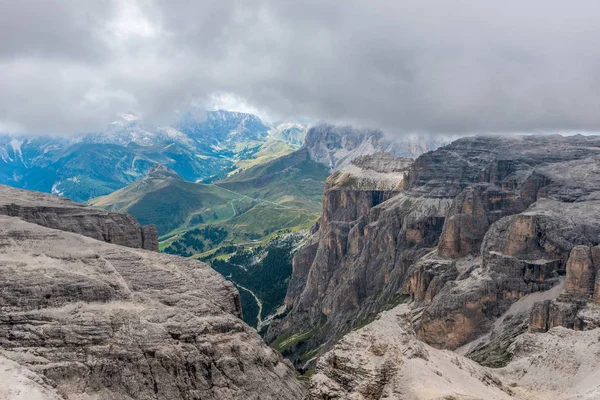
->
[
  {"left": 229, "top": 139, "right": 298, "bottom": 176},
  {"left": 91, "top": 172, "right": 247, "bottom": 234},
  {"left": 217, "top": 147, "right": 328, "bottom": 211}
]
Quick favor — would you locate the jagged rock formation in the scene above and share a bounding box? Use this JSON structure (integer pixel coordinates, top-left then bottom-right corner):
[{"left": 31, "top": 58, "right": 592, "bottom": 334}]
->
[
  {"left": 0, "top": 214, "right": 305, "bottom": 399},
  {"left": 271, "top": 134, "right": 600, "bottom": 368},
  {"left": 0, "top": 184, "right": 158, "bottom": 250},
  {"left": 528, "top": 244, "right": 600, "bottom": 333}
]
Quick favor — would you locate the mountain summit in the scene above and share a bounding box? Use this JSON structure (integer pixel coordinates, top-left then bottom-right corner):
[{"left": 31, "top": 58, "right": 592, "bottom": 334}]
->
[{"left": 146, "top": 163, "right": 181, "bottom": 180}]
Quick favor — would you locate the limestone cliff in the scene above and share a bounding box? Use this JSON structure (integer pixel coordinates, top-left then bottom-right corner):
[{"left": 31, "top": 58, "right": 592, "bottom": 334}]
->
[
  {"left": 0, "top": 184, "right": 158, "bottom": 250},
  {"left": 272, "top": 134, "right": 600, "bottom": 368}
]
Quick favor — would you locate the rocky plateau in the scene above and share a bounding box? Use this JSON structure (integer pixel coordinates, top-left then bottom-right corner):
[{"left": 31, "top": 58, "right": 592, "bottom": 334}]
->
[{"left": 269, "top": 134, "right": 600, "bottom": 388}]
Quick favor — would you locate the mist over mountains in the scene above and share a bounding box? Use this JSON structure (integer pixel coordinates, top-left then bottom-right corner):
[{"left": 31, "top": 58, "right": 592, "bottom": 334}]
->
[{"left": 0, "top": 109, "right": 442, "bottom": 202}]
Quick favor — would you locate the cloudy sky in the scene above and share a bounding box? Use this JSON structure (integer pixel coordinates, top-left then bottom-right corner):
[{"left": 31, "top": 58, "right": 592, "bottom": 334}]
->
[{"left": 2, "top": 0, "right": 600, "bottom": 135}]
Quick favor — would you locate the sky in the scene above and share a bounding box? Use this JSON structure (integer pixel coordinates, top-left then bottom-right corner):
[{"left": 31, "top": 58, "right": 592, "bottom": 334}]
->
[{"left": 2, "top": 0, "right": 600, "bottom": 136}]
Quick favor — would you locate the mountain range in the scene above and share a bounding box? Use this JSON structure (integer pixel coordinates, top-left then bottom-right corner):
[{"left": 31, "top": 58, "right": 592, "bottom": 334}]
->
[{"left": 0, "top": 110, "right": 305, "bottom": 202}]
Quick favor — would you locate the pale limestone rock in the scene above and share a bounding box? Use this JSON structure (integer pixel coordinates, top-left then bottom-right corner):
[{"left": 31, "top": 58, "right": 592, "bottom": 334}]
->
[{"left": 0, "top": 215, "right": 304, "bottom": 400}]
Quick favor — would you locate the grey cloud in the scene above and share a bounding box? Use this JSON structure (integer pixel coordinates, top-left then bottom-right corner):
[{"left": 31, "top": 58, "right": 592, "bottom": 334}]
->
[
  {"left": 0, "top": 1, "right": 117, "bottom": 62},
  {"left": 2, "top": 0, "right": 600, "bottom": 135}
]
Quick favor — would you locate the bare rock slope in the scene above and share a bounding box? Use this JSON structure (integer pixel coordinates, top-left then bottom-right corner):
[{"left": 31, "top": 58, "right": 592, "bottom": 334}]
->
[
  {"left": 310, "top": 304, "right": 600, "bottom": 400},
  {"left": 0, "top": 184, "right": 158, "bottom": 250},
  {"left": 0, "top": 214, "right": 305, "bottom": 399}
]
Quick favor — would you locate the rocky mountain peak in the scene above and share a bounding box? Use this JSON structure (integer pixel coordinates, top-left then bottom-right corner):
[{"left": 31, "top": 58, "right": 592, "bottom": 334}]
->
[{"left": 147, "top": 162, "right": 181, "bottom": 180}]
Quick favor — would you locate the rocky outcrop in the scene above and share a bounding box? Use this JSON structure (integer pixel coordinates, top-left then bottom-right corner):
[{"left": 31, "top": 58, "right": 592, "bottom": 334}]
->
[
  {"left": 0, "top": 184, "right": 158, "bottom": 250},
  {"left": 418, "top": 197, "right": 600, "bottom": 349},
  {"left": 527, "top": 244, "right": 600, "bottom": 333},
  {"left": 0, "top": 215, "right": 305, "bottom": 400},
  {"left": 565, "top": 246, "right": 597, "bottom": 297},
  {"left": 274, "top": 134, "right": 600, "bottom": 367}
]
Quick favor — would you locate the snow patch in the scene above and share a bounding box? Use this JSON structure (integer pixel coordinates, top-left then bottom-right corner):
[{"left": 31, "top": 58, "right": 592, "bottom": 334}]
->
[
  {"left": 9, "top": 138, "right": 23, "bottom": 156},
  {"left": 51, "top": 182, "right": 64, "bottom": 196}
]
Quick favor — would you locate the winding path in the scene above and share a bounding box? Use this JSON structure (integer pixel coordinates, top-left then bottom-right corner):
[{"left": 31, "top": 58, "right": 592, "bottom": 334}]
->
[{"left": 234, "top": 283, "right": 263, "bottom": 328}]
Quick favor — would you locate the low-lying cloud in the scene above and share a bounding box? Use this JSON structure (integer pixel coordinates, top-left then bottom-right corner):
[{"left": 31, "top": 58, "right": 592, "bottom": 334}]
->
[{"left": 2, "top": 0, "right": 600, "bottom": 135}]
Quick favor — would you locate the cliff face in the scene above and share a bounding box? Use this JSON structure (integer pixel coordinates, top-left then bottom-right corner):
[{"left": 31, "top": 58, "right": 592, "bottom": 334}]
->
[
  {"left": 268, "top": 153, "right": 427, "bottom": 364},
  {"left": 0, "top": 190, "right": 305, "bottom": 399},
  {"left": 528, "top": 243, "right": 600, "bottom": 333},
  {"left": 0, "top": 184, "right": 158, "bottom": 250},
  {"left": 272, "top": 135, "right": 600, "bottom": 367}
]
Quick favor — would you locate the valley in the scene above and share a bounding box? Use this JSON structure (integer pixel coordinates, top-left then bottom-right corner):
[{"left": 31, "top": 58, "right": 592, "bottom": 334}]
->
[{"left": 87, "top": 118, "right": 437, "bottom": 329}]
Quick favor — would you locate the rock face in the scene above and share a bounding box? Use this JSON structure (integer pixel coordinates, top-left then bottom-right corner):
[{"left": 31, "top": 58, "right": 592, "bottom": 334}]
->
[
  {"left": 0, "top": 215, "right": 305, "bottom": 400},
  {"left": 527, "top": 244, "right": 600, "bottom": 333},
  {"left": 310, "top": 306, "right": 517, "bottom": 400},
  {"left": 438, "top": 185, "right": 490, "bottom": 258},
  {"left": 272, "top": 134, "right": 600, "bottom": 367},
  {"left": 0, "top": 184, "right": 158, "bottom": 251},
  {"left": 0, "top": 355, "right": 64, "bottom": 400},
  {"left": 0, "top": 185, "right": 304, "bottom": 399},
  {"left": 565, "top": 246, "right": 597, "bottom": 297}
]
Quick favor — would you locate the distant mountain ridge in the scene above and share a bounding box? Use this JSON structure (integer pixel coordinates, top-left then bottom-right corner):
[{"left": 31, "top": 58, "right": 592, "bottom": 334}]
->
[
  {"left": 0, "top": 110, "right": 306, "bottom": 202},
  {"left": 304, "top": 124, "right": 446, "bottom": 170}
]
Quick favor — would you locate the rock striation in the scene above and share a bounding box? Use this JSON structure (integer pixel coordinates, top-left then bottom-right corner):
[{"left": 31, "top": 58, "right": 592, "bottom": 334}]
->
[
  {"left": 0, "top": 214, "right": 305, "bottom": 399},
  {"left": 272, "top": 134, "right": 600, "bottom": 368},
  {"left": 0, "top": 184, "right": 158, "bottom": 250}
]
